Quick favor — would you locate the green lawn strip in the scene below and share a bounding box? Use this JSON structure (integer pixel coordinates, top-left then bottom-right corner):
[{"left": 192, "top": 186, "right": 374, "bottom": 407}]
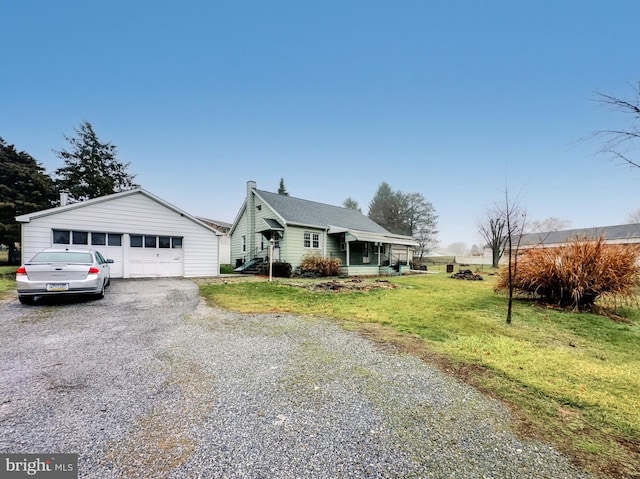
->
[
  {"left": 199, "top": 274, "right": 640, "bottom": 478},
  {"left": 0, "top": 277, "right": 15, "bottom": 299},
  {"left": 0, "top": 265, "right": 17, "bottom": 275}
]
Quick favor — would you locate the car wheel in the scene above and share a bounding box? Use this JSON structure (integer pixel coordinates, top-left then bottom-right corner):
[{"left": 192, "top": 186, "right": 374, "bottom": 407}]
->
[
  {"left": 106, "top": 277, "right": 111, "bottom": 287},
  {"left": 18, "top": 295, "right": 35, "bottom": 305},
  {"left": 96, "top": 282, "right": 106, "bottom": 299}
]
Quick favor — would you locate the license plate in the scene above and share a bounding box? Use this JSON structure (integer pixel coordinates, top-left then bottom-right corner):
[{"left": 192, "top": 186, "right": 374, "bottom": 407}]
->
[{"left": 47, "top": 283, "right": 69, "bottom": 292}]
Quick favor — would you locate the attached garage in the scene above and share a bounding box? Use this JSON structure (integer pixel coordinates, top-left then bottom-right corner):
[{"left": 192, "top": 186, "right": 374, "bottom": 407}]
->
[{"left": 16, "top": 189, "right": 221, "bottom": 278}]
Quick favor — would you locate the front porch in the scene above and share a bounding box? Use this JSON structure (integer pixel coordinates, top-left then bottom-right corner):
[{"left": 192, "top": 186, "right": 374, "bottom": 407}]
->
[
  {"left": 339, "top": 262, "right": 409, "bottom": 277},
  {"left": 330, "top": 227, "right": 415, "bottom": 277}
]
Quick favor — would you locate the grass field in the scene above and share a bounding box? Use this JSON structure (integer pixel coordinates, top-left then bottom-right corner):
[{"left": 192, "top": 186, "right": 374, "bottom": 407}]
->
[
  {"left": 0, "top": 263, "right": 17, "bottom": 298},
  {"left": 200, "top": 273, "right": 640, "bottom": 478}
]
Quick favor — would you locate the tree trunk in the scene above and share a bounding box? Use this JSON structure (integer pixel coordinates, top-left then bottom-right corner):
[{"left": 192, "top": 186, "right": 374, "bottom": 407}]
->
[
  {"left": 492, "top": 248, "right": 500, "bottom": 268},
  {"left": 8, "top": 243, "right": 20, "bottom": 265}
]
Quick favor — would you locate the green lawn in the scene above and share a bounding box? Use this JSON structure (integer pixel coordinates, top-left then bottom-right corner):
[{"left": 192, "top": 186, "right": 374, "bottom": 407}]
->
[
  {"left": 0, "top": 271, "right": 15, "bottom": 298},
  {"left": 200, "top": 273, "right": 640, "bottom": 479}
]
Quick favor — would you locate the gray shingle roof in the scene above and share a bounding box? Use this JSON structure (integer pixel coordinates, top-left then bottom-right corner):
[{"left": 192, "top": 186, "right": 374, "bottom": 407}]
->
[
  {"left": 521, "top": 223, "right": 640, "bottom": 245},
  {"left": 255, "top": 189, "right": 391, "bottom": 234}
]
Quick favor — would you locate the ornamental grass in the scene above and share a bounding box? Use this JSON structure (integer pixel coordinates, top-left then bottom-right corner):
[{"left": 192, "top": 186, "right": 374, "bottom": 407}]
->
[
  {"left": 300, "top": 254, "right": 342, "bottom": 277},
  {"left": 496, "top": 236, "right": 640, "bottom": 309}
]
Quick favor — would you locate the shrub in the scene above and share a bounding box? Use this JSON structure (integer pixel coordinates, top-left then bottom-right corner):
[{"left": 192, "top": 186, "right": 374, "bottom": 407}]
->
[
  {"left": 220, "top": 264, "right": 235, "bottom": 274},
  {"left": 300, "top": 254, "right": 341, "bottom": 277},
  {"left": 256, "top": 261, "right": 292, "bottom": 278},
  {"left": 495, "top": 237, "right": 640, "bottom": 309}
]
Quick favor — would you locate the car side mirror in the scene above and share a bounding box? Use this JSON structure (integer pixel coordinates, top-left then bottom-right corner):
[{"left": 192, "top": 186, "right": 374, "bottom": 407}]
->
[{"left": 106, "top": 259, "right": 114, "bottom": 264}]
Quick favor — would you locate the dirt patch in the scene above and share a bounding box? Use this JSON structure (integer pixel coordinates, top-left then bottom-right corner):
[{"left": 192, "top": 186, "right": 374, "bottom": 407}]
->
[{"left": 300, "top": 279, "right": 397, "bottom": 293}]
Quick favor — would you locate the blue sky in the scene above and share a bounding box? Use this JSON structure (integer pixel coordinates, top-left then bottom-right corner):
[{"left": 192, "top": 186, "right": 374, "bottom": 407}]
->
[{"left": 2, "top": 1, "right": 640, "bottom": 248}]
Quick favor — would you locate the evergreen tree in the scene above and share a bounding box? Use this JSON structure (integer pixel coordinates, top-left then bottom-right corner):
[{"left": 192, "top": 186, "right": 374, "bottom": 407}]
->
[
  {"left": 277, "top": 178, "right": 289, "bottom": 196},
  {"left": 54, "top": 121, "right": 137, "bottom": 201},
  {"left": 0, "top": 138, "right": 57, "bottom": 263},
  {"left": 368, "top": 183, "right": 439, "bottom": 256},
  {"left": 342, "top": 197, "right": 362, "bottom": 212},
  {"left": 368, "top": 182, "right": 409, "bottom": 234}
]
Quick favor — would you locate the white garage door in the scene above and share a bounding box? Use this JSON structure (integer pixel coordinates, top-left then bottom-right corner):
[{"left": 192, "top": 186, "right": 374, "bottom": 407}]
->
[
  {"left": 51, "top": 230, "right": 125, "bottom": 278},
  {"left": 128, "top": 235, "right": 184, "bottom": 277}
]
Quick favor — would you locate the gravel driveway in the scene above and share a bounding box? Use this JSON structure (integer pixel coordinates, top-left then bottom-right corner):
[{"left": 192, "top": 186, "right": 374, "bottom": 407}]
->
[{"left": 0, "top": 279, "right": 593, "bottom": 479}]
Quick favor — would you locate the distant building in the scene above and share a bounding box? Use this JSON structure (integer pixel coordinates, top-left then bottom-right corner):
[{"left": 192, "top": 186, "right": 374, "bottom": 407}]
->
[{"left": 519, "top": 223, "right": 640, "bottom": 249}]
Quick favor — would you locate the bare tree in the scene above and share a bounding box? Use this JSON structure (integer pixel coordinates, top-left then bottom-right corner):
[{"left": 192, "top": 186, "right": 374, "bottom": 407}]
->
[
  {"left": 502, "top": 190, "right": 526, "bottom": 325},
  {"left": 594, "top": 83, "right": 640, "bottom": 169},
  {"left": 626, "top": 208, "right": 640, "bottom": 224},
  {"left": 480, "top": 190, "right": 526, "bottom": 323},
  {"left": 528, "top": 217, "right": 571, "bottom": 233},
  {"left": 479, "top": 213, "right": 507, "bottom": 268}
]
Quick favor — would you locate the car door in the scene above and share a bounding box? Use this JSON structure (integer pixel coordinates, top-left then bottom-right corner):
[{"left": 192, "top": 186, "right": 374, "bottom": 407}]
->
[{"left": 95, "top": 251, "right": 111, "bottom": 283}]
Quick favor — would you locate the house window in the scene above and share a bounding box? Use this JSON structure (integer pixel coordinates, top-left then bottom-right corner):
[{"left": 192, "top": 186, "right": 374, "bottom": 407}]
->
[
  {"left": 363, "top": 243, "right": 370, "bottom": 264},
  {"left": 159, "top": 236, "right": 171, "bottom": 248},
  {"left": 172, "top": 237, "right": 183, "bottom": 248},
  {"left": 304, "top": 232, "right": 320, "bottom": 249},
  {"left": 340, "top": 234, "right": 346, "bottom": 251},
  {"left": 242, "top": 235, "right": 246, "bottom": 252},
  {"left": 53, "top": 229, "right": 70, "bottom": 244}
]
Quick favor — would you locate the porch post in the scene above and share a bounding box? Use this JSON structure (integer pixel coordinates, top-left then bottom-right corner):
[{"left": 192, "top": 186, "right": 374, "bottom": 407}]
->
[
  {"left": 323, "top": 229, "right": 327, "bottom": 258},
  {"left": 346, "top": 236, "right": 350, "bottom": 266}
]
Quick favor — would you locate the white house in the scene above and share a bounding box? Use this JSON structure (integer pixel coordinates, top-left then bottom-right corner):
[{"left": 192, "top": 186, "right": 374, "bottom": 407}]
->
[{"left": 16, "top": 189, "right": 221, "bottom": 278}]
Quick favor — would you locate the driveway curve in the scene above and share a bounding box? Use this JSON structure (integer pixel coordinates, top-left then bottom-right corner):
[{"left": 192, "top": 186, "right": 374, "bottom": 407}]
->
[{"left": 0, "top": 279, "right": 592, "bottom": 478}]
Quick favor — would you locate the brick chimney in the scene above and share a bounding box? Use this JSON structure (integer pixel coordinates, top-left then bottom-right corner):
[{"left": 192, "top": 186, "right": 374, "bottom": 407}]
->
[{"left": 247, "top": 181, "right": 256, "bottom": 258}]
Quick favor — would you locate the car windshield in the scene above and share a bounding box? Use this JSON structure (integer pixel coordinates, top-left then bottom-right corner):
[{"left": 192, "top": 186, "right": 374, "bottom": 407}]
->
[{"left": 29, "top": 252, "right": 93, "bottom": 264}]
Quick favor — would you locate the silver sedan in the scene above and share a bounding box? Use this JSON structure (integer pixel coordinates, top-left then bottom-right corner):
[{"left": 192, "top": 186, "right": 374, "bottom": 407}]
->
[{"left": 16, "top": 248, "right": 113, "bottom": 304}]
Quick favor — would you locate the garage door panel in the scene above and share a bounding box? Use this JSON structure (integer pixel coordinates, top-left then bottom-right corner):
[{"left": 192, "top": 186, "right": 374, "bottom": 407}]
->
[{"left": 129, "top": 244, "right": 183, "bottom": 277}]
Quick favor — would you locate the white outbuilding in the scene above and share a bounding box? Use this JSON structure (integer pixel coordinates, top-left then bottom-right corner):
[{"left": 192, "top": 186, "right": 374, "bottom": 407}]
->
[{"left": 16, "top": 189, "right": 221, "bottom": 278}]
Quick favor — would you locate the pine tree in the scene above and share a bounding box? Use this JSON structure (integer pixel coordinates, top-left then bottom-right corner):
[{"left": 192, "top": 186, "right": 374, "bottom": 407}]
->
[
  {"left": 0, "top": 138, "right": 57, "bottom": 263},
  {"left": 54, "top": 121, "right": 137, "bottom": 201},
  {"left": 277, "top": 178, "right": 289, "bottom": 196}
]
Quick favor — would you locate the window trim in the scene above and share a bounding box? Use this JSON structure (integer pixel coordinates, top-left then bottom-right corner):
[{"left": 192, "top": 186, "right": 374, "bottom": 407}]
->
[{"left": 304, "top": 231, "right": 321, "bottom": 249}]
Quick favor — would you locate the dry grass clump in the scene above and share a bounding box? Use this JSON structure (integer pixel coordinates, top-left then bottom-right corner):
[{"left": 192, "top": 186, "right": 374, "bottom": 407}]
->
[
  {"left": 496, "top": 237, "right": 640, "bottom": 309},
  {"left": 300, "top": 254, "right": 341, "bottom": 277}
]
